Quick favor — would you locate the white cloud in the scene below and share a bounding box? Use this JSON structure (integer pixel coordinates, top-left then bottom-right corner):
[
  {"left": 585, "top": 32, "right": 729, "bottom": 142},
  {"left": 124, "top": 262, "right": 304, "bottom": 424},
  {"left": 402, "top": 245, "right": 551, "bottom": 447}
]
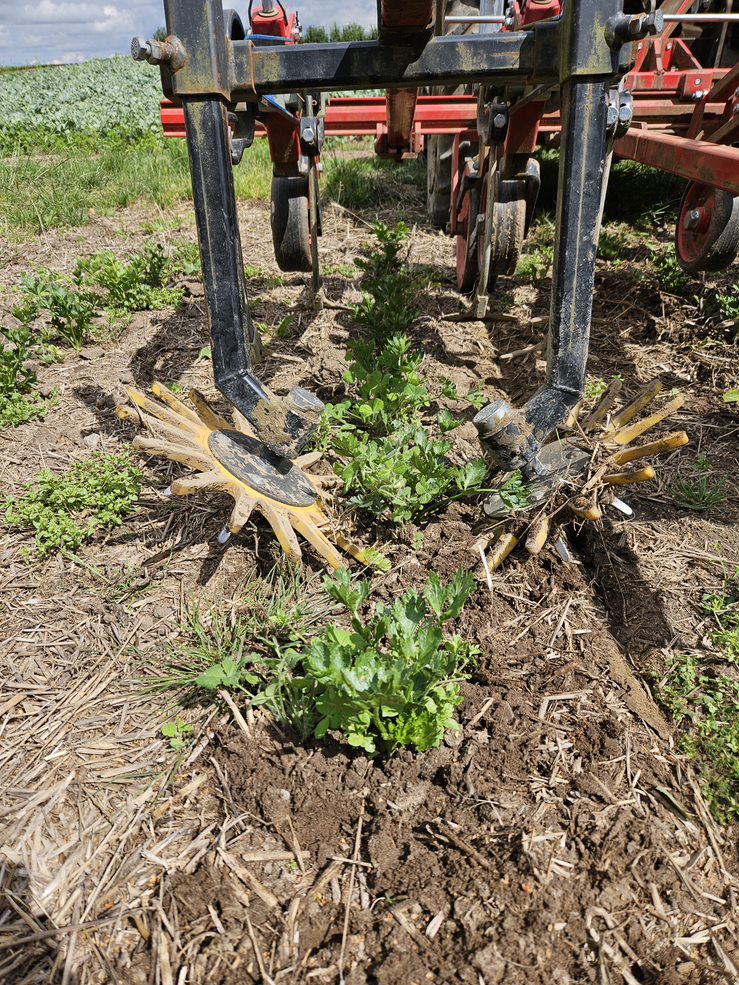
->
[{"left": 0, "top": 1, "right": 377, "bottom": 65}]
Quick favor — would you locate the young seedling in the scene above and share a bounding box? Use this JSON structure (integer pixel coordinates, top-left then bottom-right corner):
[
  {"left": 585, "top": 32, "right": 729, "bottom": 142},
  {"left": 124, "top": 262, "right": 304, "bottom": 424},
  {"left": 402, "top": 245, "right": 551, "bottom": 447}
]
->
[{"left": 670, "top": 457, "right": 730, "bottom": 513}]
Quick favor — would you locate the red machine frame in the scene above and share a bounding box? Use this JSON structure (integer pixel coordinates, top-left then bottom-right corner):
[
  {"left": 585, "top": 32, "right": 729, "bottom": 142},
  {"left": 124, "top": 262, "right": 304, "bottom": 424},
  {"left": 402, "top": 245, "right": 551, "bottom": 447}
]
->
[{"left": 160, "top": 0, "right": 739, "bottom": 284}]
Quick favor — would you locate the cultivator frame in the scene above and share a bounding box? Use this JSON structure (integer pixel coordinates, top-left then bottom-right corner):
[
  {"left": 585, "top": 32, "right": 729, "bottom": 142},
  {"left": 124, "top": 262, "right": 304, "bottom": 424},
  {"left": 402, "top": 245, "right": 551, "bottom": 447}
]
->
[{"left": 128, "top": 0, "right": 738, "bottom": 565}]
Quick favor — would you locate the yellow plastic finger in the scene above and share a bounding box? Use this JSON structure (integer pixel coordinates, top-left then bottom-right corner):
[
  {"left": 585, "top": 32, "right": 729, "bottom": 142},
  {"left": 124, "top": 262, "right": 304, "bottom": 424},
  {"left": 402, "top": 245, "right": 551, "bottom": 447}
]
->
[
  {"left": 525, "top": 516, "right": 550, "bottom": 555},
  {"left": 581, "top": 378, "right": 623, "bottom": 432},
  {"left": 133, "top": 436, "right": 214, "bottom": 471},
  {"left": 292, "top": 511, "right": 346, "bottom": 569},
  {"left": 603, "top": 465, "right": 656, "bottom": 485},
  {"left": 228, "top": 491, "right": 257, "bottom": 534},
  {"left": 611, "top": 394, "right": 684, "bottom": 446},
  {"left": 570, "top": 499, "right": 602, "bottom": 521},
  {"left": 260, "top": 502, "right": 303, "bottom": 561},
  {"left": 128, "top": 388, "right": 201, "bottom": 434},
  {"left": 488, "top": 531, "right": 519, "bottom": 570},
  {"left": 151, "top": 382, "right": 204, "bottom": 427},
  {"left": 171, "top": 469, "right": 229, "bottom": 496},
  {"left": 612, "top": 431, "right": 689, "bottom": 466},
  {"left": 607, "top": 379, "right": 662, "bottom": 431},
  {"left": 187, "top": 389, "right": 232, "bottom": 431}
]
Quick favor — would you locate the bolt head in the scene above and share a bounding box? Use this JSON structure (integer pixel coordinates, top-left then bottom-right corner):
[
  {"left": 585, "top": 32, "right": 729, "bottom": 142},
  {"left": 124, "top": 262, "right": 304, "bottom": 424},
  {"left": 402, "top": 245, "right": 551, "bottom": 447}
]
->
[
  {"left": 302, "top": 126, "right": 315, "bottom": 143},
  {"left": 493, "top": 112, "right": 506, "bottom": 129},
  {"left": 131, "top": 37, "right": 151, "bottom": 61},
  {"left": 683, "top": 208, "right": 702, "bottom": 231}
]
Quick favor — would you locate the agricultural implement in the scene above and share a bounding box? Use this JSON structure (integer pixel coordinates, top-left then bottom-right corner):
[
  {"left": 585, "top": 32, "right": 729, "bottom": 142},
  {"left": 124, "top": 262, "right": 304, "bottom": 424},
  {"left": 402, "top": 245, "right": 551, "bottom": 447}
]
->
[{"left": 124, "top": 0, "right": 739, "bottom": 568}]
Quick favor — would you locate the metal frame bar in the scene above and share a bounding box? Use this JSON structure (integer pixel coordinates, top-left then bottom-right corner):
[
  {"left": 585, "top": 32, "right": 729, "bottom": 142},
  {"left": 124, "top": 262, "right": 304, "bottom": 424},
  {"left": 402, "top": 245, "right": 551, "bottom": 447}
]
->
[{"left": 153, "top": 0, "right": 635, "bottom": 461}]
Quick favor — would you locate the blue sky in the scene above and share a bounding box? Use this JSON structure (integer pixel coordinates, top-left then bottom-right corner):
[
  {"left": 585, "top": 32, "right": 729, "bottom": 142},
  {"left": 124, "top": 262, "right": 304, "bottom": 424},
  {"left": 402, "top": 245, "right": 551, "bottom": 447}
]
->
[{"left": 0, "top": 1, "right": 376, "bottom": 66}]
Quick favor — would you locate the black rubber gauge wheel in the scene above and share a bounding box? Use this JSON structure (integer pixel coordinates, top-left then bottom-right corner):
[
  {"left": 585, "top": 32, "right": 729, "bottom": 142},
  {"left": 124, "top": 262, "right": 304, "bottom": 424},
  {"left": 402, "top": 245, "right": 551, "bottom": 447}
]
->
[{"left": 271, "top": 175, "right": 312, "bottom": 272}]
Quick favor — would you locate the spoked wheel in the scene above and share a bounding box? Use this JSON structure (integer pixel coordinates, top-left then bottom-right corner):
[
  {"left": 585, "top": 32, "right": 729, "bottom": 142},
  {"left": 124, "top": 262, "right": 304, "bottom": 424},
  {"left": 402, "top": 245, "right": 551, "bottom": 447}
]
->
[
  {"left": 271, "top": 175, "right": 312, "bottom": 272},
  {"left": 675, "top": 181, "right": 739, "bottom": 273}
]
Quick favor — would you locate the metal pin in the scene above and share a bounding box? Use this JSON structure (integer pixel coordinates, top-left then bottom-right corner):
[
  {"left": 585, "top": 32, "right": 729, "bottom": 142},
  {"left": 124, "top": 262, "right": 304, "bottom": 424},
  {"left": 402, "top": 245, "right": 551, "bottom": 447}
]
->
[{"left": 610, "top": 497, "right": 633, "bottom": 517}]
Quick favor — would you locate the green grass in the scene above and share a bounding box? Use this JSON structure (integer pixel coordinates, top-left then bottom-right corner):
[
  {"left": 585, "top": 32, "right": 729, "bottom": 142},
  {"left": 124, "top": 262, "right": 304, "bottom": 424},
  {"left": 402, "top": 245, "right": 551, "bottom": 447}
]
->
[
  {"left": 0, "top": 135, "right": 273, "bottom": 237},
  {"left": 323, "top": 154, "right": 425, "bottom": 210},
  {"left": 670, "top": 457, "right": 731, "bottom": 514},
  {"left": 4, "top": 450, "right": 141, "bottom": 556}
]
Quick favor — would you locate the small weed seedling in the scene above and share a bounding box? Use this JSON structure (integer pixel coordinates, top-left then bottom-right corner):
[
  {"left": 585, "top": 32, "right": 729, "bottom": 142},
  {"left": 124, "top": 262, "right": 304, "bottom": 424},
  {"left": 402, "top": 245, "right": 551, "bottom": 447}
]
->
[
  {"left": 4, "top": 450, "right": 141, "bottom": 556},
  {"left": 161, "top": 718, "right": 193, "bottom": 751},
  {"left": 670, "top": 457, "right": 730, "bottom": 513},
  {"left": 702, "top": 583, "right": 739, "bottom": 663}
]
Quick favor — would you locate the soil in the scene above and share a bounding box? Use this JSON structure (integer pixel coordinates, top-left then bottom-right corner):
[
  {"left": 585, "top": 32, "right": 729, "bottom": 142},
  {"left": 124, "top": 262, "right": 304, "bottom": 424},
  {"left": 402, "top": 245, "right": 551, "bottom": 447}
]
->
[{"left": 2, "top": 183, "right": 738, "bottom": 985}]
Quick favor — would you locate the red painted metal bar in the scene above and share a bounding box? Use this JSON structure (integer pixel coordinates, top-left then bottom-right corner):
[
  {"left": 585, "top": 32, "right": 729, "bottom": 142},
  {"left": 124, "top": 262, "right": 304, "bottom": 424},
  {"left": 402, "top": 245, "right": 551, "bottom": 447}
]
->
[{"left": 615, "top": 126, "right": 739, "bottom": 195}]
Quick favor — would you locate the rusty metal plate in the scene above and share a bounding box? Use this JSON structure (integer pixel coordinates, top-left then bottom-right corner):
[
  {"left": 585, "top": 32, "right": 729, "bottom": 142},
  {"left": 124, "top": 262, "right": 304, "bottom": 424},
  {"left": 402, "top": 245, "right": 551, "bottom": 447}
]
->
[
  {"left": 208, "top": 430, "right": 317, "bottom": 508},
  {"left": 484, "top": 439, "right": 592, "bottom": 518}
]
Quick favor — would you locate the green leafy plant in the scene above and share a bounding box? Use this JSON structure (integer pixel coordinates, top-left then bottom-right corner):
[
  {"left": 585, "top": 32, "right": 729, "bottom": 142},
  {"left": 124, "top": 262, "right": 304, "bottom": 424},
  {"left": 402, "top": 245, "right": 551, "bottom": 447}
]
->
[
  {"left": 494, "top": 470, "right": 531, "bottom": 513},
  {"left": 0, "top": 324, "right": 50, "bottom": 427},
  {"left": 670, "top": 457, "right": 730, "bottom": 513},
  {"left": 75, "top": 243, "right": 183, "bottom": 315},
  {"left": 649, "top": 246, "right": 691, "bottom": 294},
  {"left": 188, "top": 569, "right": 478, "bottom": 755},
  {"left": 4, "top": 450, "right": 141, "bottom": 556},
  {"left": 334, "top": 424, "right": 488, "bottom": 523},
  {"left": 314, "top": 225, "right": 491, "bottom": 522},
  {"left": 354, "top": 222, "right": 420, "bottom": 345},
  {"left": 597, "top": 226, "right": 628, "bottom": 262},
  {"left": 161, "top": 718, "right": 193, "bottom": 751},
  {"left": 584, "top": 374, "right": 622, "bottom": 401},
  {"left": 702, "top": 586, "right": 739, "bottom": 663},
  {"left": 19, "top": 271, "right": 97, "bottom": 349},
  {"left": 515, "top": 245, "right": 554, "bottom": 281},
  {"left": 658, "top": 652, "right": 739, "bottom": 823},
  {"left": 303, "top": 569, "right": 478, "bottom": 753}
]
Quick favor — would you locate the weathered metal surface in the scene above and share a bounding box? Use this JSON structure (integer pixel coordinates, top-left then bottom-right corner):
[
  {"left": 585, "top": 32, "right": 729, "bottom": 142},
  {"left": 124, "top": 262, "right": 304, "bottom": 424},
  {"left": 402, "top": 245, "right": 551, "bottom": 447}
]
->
[
  {"left": 160, "top": 0, "right": 230, "bottom": 98},
  {"left": 521, "top": 76, "right": 611, "bottom": 443},
  {"left": 182, "top": 98, "right": 322, "bottom": 458},
  {"left": 616, "top": 127, "right": 739, "bottom": 195},
  {"left": 208, "top": 430, "right": 317, "bottom": 507},
  {"left": 238, "top": 30, "right": 560, "bottom": 96}
]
